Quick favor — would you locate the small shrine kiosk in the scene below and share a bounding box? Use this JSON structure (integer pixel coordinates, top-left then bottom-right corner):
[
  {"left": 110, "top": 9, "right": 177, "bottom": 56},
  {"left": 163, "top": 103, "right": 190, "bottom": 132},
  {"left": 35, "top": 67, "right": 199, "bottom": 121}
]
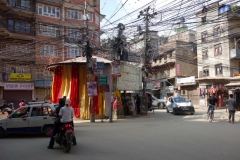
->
[{"left": 46, "top": 56, "right": 112, "bottom": 120}]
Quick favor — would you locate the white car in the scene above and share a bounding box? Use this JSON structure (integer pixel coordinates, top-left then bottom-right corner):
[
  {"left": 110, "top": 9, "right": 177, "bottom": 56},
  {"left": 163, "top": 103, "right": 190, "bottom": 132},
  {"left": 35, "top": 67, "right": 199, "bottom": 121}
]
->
[
  {"left": 152, "top": 95, "right": 166, "bottom": 109},
  {"left": 0, "top": 102, "right": 58, "bottom": 138}
]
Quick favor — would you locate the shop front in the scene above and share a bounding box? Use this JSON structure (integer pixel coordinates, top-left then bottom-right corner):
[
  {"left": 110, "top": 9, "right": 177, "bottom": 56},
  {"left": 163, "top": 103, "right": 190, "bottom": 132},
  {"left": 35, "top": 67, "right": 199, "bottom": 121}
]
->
[
  {"left": 196, "top": 77, "right": 230, "bottom": 107},
  {"left": 2, "top": 73, "right": 33, "bottom": 108},
  {"left": 34, "top": 79, "right": 52, "bottom": 101},
  {"left": 3, "top": 82, "right": 34, "bottom": 108},
  {"left": 225, "top": 76, "right": 240, "bottom": 110}
]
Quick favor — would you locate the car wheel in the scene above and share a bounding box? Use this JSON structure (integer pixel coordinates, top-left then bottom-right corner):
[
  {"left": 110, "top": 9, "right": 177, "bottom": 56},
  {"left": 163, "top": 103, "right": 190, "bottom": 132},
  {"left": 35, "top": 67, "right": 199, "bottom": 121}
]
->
[
  {"left": 191, "top": 113, "right": 194, "bottom": 115},
  {"left": 43, "top": 125, "right": 53, "bottom": 137},
  {"left": 166, "top": 107, "right": 169, "bottom": 113},
  {"left": 157, "top": 104, "right": 160, "bottom": 109},
  {"left": 0, "top": 127, "right": 5, "bottom": 138},
  {"left": 173, "top": 109, "right": 177, "bottom": 115}
]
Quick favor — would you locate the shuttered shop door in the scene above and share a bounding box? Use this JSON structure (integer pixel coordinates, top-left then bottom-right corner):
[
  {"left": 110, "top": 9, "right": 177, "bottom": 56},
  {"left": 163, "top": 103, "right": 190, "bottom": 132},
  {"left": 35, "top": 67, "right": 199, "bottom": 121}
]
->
[{"left": 3, "top": 90, "right": 32, "bottom": 108}]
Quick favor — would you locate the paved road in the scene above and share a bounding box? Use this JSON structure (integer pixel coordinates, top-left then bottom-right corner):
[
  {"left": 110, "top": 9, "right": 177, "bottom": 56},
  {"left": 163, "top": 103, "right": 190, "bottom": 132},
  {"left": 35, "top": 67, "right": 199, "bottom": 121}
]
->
[{"left": 1, "top": 109, "right": 240, "bottom": 160}]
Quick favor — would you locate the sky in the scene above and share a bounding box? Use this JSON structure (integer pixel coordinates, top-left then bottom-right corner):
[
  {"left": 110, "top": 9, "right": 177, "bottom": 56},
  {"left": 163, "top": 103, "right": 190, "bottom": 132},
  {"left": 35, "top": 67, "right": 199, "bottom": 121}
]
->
[{"left": 99, "top": 0, "right": 240, "bottom": 39}]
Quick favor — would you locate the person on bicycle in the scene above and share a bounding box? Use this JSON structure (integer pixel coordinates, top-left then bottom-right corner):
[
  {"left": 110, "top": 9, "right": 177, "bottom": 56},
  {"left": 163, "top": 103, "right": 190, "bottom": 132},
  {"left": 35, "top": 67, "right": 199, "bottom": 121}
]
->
[{"left": 207, "top": 93, "right": 218, "bottom": 113}]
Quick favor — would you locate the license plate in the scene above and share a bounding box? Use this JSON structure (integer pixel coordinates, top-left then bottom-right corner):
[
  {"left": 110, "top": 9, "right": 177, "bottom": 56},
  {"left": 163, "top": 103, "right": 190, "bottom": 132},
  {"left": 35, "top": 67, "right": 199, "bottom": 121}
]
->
[{"left": 182, "top": 108, "right": 189, "bottom": 110}]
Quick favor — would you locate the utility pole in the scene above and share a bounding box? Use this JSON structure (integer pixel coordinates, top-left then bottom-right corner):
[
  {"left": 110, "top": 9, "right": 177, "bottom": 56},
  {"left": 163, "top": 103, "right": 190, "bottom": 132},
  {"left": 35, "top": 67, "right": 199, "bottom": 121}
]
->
[
  {"left": 84, "top": 0, "right": 94, "bottom": 122},
  {"left": 138, "top": 6, "right": 157, "bottom": 113}
]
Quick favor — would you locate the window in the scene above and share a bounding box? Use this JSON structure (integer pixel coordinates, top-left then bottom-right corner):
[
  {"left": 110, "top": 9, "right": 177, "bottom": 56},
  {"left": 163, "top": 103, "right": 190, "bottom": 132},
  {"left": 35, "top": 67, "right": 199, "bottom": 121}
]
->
[
  {"left": 67, "top": 28, "right": 82, "bottom": 39},
  {"left": 7, "top": 19, "right": 31, "bottom": 33},
  {"left": 39, "top": 24, "right": 60, "bottom": 37},
  {"left": 202, "top": 49, "right": 208, "bottom": 60},
  {"left": 203, "top": 69, "right": 209, "bottom": 77},
  {"left": 201, "top": 16, "right": 206, "bottom": 24},
  {"left": 214, "top": 44, "right": 222, "bottom": 56},
  {"left": 201, "top": 31, "right": 208, "bottom": 42},
  {"left": 9, "top": 0, "right": 31, "bottom": 10},
  {"left": 38, "top": 4, "right": 60, "bottom": 18},
  {"left": 67, "top": 47, "right": 82, "bottom": 58},
  {"left": 215, "top": 65, "right": 223, "bottom": 75},
  {"left": 40, "top": 45, "right": 58, "bottom": 57},
  {"left": 213, "top": 26, "right": 221, "bottom": 37},
  {"left": 87, "top": 12, "right": 93, "bottom": 21},
  {"left": 31, "top": 106, "right": 50, "bottom": 117},
  {"left": 66, "top": 9, "right": 82, "bottom": 20},
  {"left": 95, "top": 14, "right": 99, "bottom": 24}
]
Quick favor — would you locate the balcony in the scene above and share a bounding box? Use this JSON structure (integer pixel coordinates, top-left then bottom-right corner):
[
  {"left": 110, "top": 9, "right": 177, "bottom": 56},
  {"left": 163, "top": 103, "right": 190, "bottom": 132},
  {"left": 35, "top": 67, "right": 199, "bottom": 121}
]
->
[
  {"left": 37, "top": 0, "right": 63, "bottom": 6},
  {"left": 0, "top": 0, "right": 35, "bottom": 18},
  {"left": 230, "top": 49, "right": 240, "bottom": 59}
]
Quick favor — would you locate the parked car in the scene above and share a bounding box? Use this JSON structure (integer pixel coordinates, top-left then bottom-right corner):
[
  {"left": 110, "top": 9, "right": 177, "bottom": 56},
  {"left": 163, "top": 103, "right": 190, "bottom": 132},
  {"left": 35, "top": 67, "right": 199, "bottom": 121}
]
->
[
  {"left": 166, "top": 96, "right": 195, "bottom": 115},
  {"left": 152, "top": 95, "right": 166, "bottom": 109},
  {"left": 146, "top": 92, "right": 166, "bottom": 109},
  {"left": 0, "top": 101, "right": 58, "bottom": 138}
]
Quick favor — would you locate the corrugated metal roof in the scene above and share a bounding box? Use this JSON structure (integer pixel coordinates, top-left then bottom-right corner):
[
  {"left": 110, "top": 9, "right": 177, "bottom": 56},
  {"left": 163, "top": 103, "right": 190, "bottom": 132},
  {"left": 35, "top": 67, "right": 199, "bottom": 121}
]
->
[{"left": 46, "top": 56, "right": 112, "bottom": 70}]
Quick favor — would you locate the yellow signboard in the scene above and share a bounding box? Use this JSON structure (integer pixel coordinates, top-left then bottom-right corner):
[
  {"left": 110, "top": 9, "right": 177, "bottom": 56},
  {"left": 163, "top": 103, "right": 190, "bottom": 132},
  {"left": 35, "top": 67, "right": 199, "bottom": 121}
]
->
[{"left": 8, "top": 73, "right": 31, "bottom": 81}]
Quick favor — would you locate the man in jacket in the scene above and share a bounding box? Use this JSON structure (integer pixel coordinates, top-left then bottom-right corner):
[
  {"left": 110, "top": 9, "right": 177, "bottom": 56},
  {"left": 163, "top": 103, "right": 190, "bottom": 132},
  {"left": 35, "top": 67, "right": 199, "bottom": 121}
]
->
[{"left": 226, "top": 94, "right": 237, "bottom": 124}]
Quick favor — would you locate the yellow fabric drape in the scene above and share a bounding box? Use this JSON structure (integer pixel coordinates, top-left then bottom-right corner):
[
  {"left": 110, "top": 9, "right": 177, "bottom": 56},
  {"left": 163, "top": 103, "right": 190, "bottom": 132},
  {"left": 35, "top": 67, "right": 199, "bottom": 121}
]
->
[
  {"left": 62, "top": 65, "right": 72, "bottom": 99},
  {"left": 98, "top": 92, "right": 106, "bottom": 116},
  {"left": 79, "top": 65, "right": 90, "bottom": 119},
  {"left": 51, "top": 72, "right": 56, "bottom": 101}
]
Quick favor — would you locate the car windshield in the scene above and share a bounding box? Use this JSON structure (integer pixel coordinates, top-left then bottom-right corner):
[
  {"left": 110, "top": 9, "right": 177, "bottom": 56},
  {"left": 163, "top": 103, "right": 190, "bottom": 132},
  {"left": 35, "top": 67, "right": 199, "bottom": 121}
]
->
[{"left": 173, "top": 97, "right": 188, "bottom": 103}]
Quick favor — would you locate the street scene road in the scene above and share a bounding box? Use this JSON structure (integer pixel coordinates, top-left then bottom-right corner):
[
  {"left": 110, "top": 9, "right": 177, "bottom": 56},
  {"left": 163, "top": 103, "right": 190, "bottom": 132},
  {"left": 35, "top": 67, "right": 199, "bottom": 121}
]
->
[{"left": 1, "top": 108, "right": 239, "bottom": 160}]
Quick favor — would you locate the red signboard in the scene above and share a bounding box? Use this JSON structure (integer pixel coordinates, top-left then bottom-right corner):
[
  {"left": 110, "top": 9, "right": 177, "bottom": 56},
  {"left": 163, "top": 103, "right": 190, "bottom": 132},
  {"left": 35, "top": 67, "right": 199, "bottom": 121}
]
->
[
  {"left": 99, "top": 85, "right": 110, "bottom": 92},
  {"left": 176, "top": 64, "right": 181, "bottom": 75}
]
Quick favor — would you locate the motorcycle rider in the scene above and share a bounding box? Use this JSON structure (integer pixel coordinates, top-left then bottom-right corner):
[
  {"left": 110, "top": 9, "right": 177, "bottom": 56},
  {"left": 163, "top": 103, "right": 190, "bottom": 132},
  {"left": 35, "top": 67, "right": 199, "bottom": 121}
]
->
[
  {"left": 0, "top": 100, "right": 8, "bottom": 114},
  {"left": 48, "top": 98, "right": 65, "bottom": 149},
  {"left": 207, "top": 93, "right": 218, "bottom": 113},
  {"left": 48, "top": 98, "right": 76, "bottom": 149}
]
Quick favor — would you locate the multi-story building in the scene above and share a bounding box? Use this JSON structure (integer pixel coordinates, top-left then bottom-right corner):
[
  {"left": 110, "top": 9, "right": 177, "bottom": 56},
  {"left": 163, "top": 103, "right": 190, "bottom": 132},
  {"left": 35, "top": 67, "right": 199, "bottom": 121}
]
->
[
  {"left": 196, "top": 2, "right": 240, "bottom": 107},
  {"left": 0, "top": 0, "right": 103, "bottom": 107},
  {"left": 151, "top": 38, "right": 198, "bottom": 103}
]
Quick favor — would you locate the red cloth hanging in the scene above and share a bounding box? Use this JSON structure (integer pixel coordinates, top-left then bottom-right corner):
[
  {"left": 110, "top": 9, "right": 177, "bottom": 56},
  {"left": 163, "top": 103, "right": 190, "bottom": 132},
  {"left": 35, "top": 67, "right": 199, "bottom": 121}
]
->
[
  {"left": 52, "top": 66, "right": 63, "bottom": 103},
  {"left": 70, "top": 65, "right": 80, "bottom": 118}
]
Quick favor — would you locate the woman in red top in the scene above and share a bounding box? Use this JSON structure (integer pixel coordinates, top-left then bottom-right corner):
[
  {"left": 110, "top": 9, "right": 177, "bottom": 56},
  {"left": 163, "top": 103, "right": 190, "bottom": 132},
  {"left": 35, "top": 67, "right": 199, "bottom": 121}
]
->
[{"left": 113, "top": 97, "right": 120, "bottom": 110}]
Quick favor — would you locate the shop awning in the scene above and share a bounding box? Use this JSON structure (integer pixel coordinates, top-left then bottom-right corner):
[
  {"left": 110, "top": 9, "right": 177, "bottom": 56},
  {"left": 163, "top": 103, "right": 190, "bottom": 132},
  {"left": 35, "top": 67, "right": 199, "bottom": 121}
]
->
[
  {"left": 179, "top": 82, "right": 196, "bottom": 86},
  {"left": 225, "top": 82, "right": 240, "bottom": 87},
  {"left": 196, "top": 77, "right": 230, "bottom": 81}
]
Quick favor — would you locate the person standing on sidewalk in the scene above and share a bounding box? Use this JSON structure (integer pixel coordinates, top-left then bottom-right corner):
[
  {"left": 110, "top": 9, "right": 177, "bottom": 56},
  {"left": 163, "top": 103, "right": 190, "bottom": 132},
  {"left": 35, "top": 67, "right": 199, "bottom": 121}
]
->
[{"left": 226, "top": 94, "right": 237, "bottom": 124}]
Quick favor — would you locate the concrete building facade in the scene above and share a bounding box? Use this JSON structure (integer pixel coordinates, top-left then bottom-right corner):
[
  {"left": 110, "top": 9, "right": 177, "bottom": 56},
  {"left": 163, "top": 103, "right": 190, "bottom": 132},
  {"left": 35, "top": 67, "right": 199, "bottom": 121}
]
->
[{"left": 0, "top": 0, "right": 103, "bottom": 107}]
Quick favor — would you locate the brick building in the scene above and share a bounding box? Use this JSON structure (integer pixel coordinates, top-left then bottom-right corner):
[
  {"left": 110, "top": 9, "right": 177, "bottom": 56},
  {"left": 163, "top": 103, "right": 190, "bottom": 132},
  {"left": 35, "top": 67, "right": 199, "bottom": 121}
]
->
[{"left": 0, "top": 0, "right": 103, "bottom": 107}]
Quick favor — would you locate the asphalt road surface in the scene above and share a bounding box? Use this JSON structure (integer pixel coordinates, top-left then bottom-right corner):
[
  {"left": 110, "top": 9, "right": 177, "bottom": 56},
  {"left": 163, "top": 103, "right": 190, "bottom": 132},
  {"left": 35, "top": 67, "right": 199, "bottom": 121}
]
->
[{"left": 1, "top": 109, "right": 239, "bottom": 160}]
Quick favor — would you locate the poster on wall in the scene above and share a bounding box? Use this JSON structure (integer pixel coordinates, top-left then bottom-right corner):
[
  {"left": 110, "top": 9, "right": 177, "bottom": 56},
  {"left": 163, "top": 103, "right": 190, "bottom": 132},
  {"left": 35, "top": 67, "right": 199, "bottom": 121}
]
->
[
  {"left": 112, "top": 62, "right": 121, "bottom": 78},
  {"left": 87, "top": 81, "right": 97, "bottom": 97}
]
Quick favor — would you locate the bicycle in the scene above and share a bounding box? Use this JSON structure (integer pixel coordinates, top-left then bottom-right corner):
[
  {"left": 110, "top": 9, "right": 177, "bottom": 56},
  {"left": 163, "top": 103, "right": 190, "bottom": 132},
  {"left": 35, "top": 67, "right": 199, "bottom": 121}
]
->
[{"left": 207, "top": 106, "right": 214, "bottom": 122}]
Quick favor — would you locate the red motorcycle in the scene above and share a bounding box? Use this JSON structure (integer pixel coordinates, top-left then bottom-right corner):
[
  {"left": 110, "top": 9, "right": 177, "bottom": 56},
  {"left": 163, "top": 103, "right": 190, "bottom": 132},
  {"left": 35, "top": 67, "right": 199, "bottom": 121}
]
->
[{"left": 55, "top": 123, "right": 73, "bottom": 153}]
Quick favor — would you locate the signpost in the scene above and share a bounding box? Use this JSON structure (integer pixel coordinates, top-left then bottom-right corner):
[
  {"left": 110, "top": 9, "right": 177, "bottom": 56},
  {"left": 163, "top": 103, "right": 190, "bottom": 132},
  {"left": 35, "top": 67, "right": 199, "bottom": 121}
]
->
[{"left": 98, "top": 76, "right": 108, "bottom": 85}]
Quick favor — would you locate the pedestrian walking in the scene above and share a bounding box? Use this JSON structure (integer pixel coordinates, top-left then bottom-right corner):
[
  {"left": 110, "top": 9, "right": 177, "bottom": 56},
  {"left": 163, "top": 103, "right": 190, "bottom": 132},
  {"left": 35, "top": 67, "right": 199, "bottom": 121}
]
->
[
  {"left": 226, "top": 94, "right": 237, "bottom": 124},
  {"left": 136, "top": 94, "right": 141, "bottom": 115}
]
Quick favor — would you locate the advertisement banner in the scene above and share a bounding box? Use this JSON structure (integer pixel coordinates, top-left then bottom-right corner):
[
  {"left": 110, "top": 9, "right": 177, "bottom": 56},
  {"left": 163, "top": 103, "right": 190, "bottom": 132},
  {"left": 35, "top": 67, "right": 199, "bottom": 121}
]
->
[
  {"left": 4, "top": 83, "right": 34, "bottom": 90},
  {"left": 3, "top": 73, "right": 32, "bottom": 82},
  {"left": 87, "top": 81, "right": 97, "bottom": 97},
  {"left": 112, "top": 62, "right": 121, "bottom": 78}
]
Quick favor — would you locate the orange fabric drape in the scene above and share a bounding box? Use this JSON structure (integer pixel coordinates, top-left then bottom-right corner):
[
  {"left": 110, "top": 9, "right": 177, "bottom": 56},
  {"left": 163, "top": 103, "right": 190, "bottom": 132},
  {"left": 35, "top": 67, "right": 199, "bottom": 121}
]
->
[{"left": 52, "top": 66, "right": 63, "bottom": 103}]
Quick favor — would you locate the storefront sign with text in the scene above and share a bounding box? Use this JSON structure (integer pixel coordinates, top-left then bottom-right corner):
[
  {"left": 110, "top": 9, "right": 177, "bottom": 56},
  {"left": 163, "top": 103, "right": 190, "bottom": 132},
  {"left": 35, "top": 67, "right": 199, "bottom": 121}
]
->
[{"left": 4, "top": 83, "right": 34, "bottom": 90}]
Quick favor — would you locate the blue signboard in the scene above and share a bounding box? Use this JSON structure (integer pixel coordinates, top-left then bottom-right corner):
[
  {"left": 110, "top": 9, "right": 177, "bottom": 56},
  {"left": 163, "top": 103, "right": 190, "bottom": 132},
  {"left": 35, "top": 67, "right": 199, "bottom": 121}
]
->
[
  {"left": 97, "top": 62, "right": 104, "bottom": 69},
  {"left": 35, "top": 79, "right": 52, "bottom": 88}
]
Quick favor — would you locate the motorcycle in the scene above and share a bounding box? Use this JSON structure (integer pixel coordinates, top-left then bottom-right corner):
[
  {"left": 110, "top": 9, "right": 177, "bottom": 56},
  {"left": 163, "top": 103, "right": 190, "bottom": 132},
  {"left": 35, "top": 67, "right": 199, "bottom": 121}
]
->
[
  {"left": 4, "top": 105, "right": 15, "bottom": 115},
  {"left": 55, "top": 123, "right": 73, "bottom": 153}
]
